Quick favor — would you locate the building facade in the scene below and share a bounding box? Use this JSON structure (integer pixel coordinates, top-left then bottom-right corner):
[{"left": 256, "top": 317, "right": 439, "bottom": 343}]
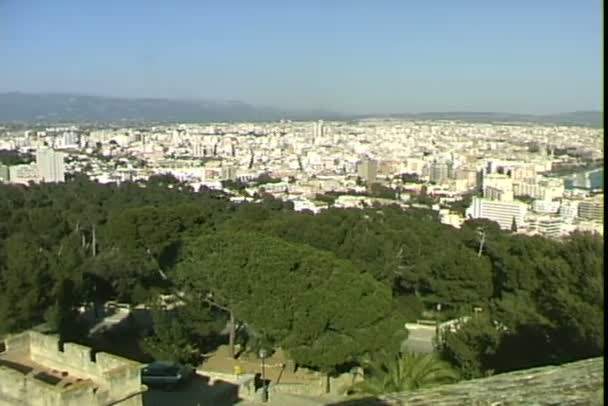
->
[
  {"left": 466, "top": 197, "right": 528, "bottom": 230},
  {"left": 36, "top": 148, "right": 65, "bottom": 183}
]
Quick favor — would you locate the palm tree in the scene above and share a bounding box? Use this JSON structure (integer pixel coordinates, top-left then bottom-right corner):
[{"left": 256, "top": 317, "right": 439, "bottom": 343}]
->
[{"left": 350, "top": 351, "right": 459, "bottom": 396}]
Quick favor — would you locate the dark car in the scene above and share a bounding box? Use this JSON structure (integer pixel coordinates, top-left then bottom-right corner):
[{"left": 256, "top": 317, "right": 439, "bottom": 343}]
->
[{"left": 141, "top": 361, "right": 194, "bottom": 389}]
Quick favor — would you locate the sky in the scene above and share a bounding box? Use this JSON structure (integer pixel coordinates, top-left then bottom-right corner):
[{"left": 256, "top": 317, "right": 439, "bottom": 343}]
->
[{"left": 0, "top": 0, "right": 602, "bottom": 114}]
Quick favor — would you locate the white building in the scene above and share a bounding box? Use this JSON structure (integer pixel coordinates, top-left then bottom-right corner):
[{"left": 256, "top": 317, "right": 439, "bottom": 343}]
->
[
  {"left": 578, "top": 197, "right": 604, "bottom": 222},
  {"left": 513, "top": 177, "right": 564, "bottom": 201},
  {"left": 559, "top": 199, "right": 580, "bottom": 224},
  {"left": 466, "top": 197, "right": 528, "bottom": 230},
  {"left": 36, "top": 148, "right": 65, "bottom": 183},
  {"left": 9, "top": 163, "right": 38, "bottom": 184},
  {"left": 312, "top": 120, "right": 325, "bottom": 142},
  {"left": 532, "top": 200, "right": 560, "bottom": 214},
  {"left": 482, "top": 173, "right": 513, "bottom": 201},
  {"left": 526, "top": 215, "right": 562, "bottom": 238}
]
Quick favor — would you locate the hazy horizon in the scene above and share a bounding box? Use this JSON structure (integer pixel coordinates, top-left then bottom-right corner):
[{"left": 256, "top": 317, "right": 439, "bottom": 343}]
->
[
  {"left": 0, "top": 91, "right": 603, "bottom": 117},
  {"left": 0, "top": 0, "right": 602, "bottom": 115}
]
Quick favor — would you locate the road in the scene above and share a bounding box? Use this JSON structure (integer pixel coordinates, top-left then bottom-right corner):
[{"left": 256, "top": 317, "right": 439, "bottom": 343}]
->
[{"left": 402, "top": 324, "right": 436, "bottom": 353}]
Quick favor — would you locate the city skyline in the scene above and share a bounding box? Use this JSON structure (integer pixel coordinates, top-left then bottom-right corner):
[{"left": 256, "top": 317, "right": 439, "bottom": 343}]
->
[{"left": 0, "top": 0, "right": 602, "bottom": 115}]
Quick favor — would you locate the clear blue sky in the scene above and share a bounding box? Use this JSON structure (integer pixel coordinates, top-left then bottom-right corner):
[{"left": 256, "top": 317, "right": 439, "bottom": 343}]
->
[{"left": 0, "top": 0, "right": 602, "bottom": 114}]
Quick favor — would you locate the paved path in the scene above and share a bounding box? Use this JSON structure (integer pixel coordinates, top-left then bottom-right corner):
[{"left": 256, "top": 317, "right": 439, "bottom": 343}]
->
[{"left": 402, "top": 324, "right": 435, "bottom": 353}]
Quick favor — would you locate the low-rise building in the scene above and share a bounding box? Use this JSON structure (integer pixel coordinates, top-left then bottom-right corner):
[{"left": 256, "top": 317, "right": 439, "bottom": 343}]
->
[
  {"left": 525, "top": 215, "right": 563, "bottom": 238},
  {"left": 9, "top": 163, "right": 38, "bottom": 184},
  {"left": 578, "top": 196, "right": 604, "bottom": 222},
  {"left": 466, "top": 197, "right": 528, "bottom": 230}
]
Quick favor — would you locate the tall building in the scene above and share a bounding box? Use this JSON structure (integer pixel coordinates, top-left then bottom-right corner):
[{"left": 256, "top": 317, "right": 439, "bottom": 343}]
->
[
  {"left": 0, "top": 164, "right": 9, "bottom": 182},
  {"left": 357, "top": 158, "right": 378, "bottom": 184},
  {"left": 36, "top": 148, "right": 65, "bottom": 183},
  {"left": 61, "top": 131, "right": 80, "bottom": 148},
  {"left": 192, "top": 141, "right": 206, "bottom": 157},
  {"left": 221, "top": 165, "right": 237, "bottom": 181},
  {"left": 429, "top": 161, "right": 450, "bottom": 184},
  {"left": 466, "top": 197, "right": 528, "bottom": 230},
  {"left": 312, "top": 120, "right": 325, "bottom": 142}
]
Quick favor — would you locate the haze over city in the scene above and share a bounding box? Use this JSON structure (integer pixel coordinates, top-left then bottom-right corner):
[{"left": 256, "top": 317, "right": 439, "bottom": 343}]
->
[{"left": 0, "top": 0, "right": 602, "bottom": 114}]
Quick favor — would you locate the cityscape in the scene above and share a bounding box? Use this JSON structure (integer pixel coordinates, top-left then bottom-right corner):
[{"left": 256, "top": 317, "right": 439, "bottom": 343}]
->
[
  {"left": 0, "top": 118, "right": 604, "bottom": 238},
  {"left": 0, "top": 1, "right": 603, "bottom": 405}
]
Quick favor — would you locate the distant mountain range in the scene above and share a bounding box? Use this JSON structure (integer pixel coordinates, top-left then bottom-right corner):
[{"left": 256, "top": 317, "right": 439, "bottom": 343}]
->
[{"left": 0, "top": 92, "right": 602, "bottom": 127}]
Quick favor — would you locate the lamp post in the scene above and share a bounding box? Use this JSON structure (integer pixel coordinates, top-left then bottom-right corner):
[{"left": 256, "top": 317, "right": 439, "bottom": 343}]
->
[
  {"left": 435, "top": 303, "right": 442, "bottom": 346},
  {"left": 258, "top": 348, "right": 268, "bottom": 402}
]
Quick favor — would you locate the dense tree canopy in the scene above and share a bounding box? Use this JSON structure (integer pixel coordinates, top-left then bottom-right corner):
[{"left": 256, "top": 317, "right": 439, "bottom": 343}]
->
[
  {"left": 177, "top": 231, "right": 405, "bottom": 372},
  {"left": 0, "top": 175, "right": 603, "bottom": 380}
]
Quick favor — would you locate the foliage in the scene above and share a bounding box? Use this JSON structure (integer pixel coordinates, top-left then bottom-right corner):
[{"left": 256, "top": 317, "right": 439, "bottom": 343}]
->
[
  {"left": 399, "top": 173, "right": 423, "bottom": 184},
  {"left": 449, "top": 192, "right": 475, "bottom": 216},
  {"left": 177, "top": 231, "right": 406, "bottom": 373},
  {"left": 350, "top": 351, "right": 459, "bottom": 395},
  {"left": 0, "top": 149, "right": 34, "bottom": 166},
  {"left": 0, "top": 174, "right": 602, "bottom": 382},
  {"left": 140, "top": 303, "right": 225, "bottom": 365},
  {"left": 438, "top": 316, "right": 501, "bottom": 379}
]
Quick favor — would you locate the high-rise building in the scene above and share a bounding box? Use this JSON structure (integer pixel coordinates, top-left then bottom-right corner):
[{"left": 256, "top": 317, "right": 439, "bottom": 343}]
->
[
  {"left": 192, "top": 141, "right": 206, "bottom": 157},
  {"left": 36, "top": 148, "right": 65, "bottom": 183},
  {"left": 312, "top": 120, "right": 325, "bottom": 142},
  {"left": 429, "top": 161, "right": 450, "bottom": 184},
  {"left": 221, "top": 165, "right": 237, "bottom": 181},
  {"left": 61, "top": 131, "right": 80, "bottom": 148},
  {"left": 357, "top": 158, "right": 378, "bottom": 184},
  {"left": 0, "top": 164, "right": 9, "bottom": 182}
]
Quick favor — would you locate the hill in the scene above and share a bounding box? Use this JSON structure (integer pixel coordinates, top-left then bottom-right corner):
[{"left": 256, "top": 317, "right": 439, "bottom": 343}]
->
[{"left": 0, "top": 93, "right": 602, "bottom": 127}]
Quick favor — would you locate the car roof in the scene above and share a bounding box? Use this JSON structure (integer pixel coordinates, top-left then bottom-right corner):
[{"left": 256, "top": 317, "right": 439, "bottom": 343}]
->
[
  {"left": 145, "top": 361, "right": 179, "bottom": 370},
  {"left": 149, "top": 361, "right": 177, "bottom": 366}
]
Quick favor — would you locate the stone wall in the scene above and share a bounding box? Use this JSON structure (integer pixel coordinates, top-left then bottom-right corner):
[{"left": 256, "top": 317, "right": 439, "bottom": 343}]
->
[
  {"left": 379, "top": 357, "right": 604, "bottom": 405},
  {"left": 196, "top": 369, "right": 257, "bottom": 400},
  {"left": 0, "top": 331, "right": 145, "bottom": 406},
  {"left": 269, "top": 371, "right": 360, "bottom": 397},
  {"left": 0, "top": 363, "right": 99, "bottom": 406}
]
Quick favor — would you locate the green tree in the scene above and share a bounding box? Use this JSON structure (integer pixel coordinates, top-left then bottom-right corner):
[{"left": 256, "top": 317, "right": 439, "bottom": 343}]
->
[
  {"left": 438, "top": 316, "right": 501, "bottom": 379},
  {"left": 350, "top": 351, "right": 459, "bottom": 396},
  {"left": 140, "top": 303, "right": 224, "bottom": 365},
  {"left": 177, "top": 231, "right": 406, "bottom": 385},
  {"left": 510, "top": 217, "right": 518, "bottom": 233}
]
